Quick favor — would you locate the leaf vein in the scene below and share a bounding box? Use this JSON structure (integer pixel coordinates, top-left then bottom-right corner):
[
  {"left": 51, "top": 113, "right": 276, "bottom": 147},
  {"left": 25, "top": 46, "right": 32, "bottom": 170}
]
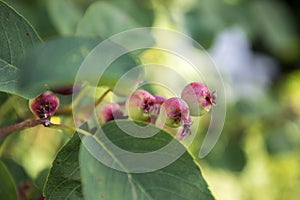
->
[
  {"left": 157, "top": 170, "right": 201, "bottom": 189},
  {"left": 65, "top": 184, "right": 81, "bottom": 200},
  {"left": 145, "top": 187, "right": 191, "bottom": 200},
  {"left": 0, "top": 57, "right": 18, "bottom": 70},
  {"left": 47, "top": 158, "right": 80, "bottom": 199}
]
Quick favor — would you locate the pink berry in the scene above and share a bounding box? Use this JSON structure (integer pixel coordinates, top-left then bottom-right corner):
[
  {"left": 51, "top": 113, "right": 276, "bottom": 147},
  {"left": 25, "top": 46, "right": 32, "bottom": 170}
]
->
[
  {"left": 97, "top": 102, "right": 127, "bottom": 124},
  {"left": 156, "top": 97, "right": 192, "bottom": 140},
  {"left": 158, "top": 97, "right": 191, "bottom": 128},
  {"left": 181, "top": 82, "right": 216, "bottom": 116},
  {"left": 29, "top": 91, "right": 60, "bottom": 120},
  {"left": 126, "top": 90, "right": 156, "bottom": 122}
]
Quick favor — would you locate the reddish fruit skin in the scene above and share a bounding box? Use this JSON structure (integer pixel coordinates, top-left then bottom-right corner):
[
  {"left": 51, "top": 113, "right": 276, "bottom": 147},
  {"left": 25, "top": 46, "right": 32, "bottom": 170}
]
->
[
  {"left": 98, "top": 102, "right": 127, "bottom": 124},
  {"left": 29, "top": 91, "right": 59, "bottom": 119},
  {"left": 18, "top": 181, "right": 34, "bottom": 200},
  {"left": 181, "top": 82, "right": 216, "bottom": 116},
  {"left": 38, "top": 196, "right": 45, "bottom": 200},
  {"left": 159, "top": 97, "right": 191, "bottom": 128},
  {"left": 126, "top": 90, "right": 156, "bottom": 122}
]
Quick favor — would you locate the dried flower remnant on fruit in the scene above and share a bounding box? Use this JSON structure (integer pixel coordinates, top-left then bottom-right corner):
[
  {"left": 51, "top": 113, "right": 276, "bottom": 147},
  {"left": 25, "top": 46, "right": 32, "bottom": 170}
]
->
[
  {"left": 29, "top": 91, "right": 59, "bottom": 126},
  {"left": 98, "top": 102, "right": 127, "bottom": 124},
  {"left": 179, "top": 123, "right": 192, "bottom": 140},
  {"left": 149, "top": 95, "right": 167, "bottom": 124},
  {"left": 181, "top": 82, "right": 216, "bottom": 116},
  {"left": 154, "top": 95, "right": 167, "bottom": 105},
  {"left": 157, "top": 97, "right": 192, "bottom": 140},
  {"left": 126, "top": 90, "right": 156, "bottom": 122}
]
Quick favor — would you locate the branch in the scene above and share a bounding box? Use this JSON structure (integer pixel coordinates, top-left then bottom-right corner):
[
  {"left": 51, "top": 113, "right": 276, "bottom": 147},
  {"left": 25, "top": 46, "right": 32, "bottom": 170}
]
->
[
  {"left": 49, "top": 123, "right": 91, "bottom": 136},
  {"left": 0, "top": 119, "right": 46, "bottom": 138}
]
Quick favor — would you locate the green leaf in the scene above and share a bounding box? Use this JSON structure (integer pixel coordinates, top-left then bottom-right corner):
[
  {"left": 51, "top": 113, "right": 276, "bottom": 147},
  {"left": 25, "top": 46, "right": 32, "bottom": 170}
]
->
[
  {"left": 44, "top": 133, "right": 83, "bottom": 200},
  {"left": 111, "top": 0, "right": 154, "bottom": 27},
  {"left": 35, "top": 168, "right": 50, "bottom": 192},
  {"left": 47, "top": 0, "right": 83, "bottom": 35},
  {"left": 250, "top": 1, "right": 299, "bottom": 61},
  {"left": 80, "top": 120, "right": 214, "bottom": 200},
  {"left": 18, "top": 36, "right": 142, "bottom": 98},
  {"left": 0, "top": 0, "right": 41, "bottom": 95},
  {"left": 1, "top": 157, "right": 31, "bottom": 185},
  {"left": 0, "top": 159, "right": 18, "bottom": 200},
  {"left": 76, "top": 1, "right": 140, "bottom": 38},
  {"left": 18, "top": 36, "right": 100, "bottom": 98}
]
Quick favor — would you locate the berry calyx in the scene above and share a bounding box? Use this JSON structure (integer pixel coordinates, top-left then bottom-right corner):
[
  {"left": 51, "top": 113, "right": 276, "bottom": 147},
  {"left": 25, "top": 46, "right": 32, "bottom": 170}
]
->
[
  {"left": 126, "top": 90, "right": 156, "bottom": 122},
  {"left": 148, "top": 95, "right": 167, "bottom": 124},
  {"left": 97, "top": 102, "right": 127, "bottom": 124},
  {"left": 29, "top": 91, "right": 59, "bottom": 126},
  {"left": 181, "top": 82, "right": 216, "bottom": 116}
]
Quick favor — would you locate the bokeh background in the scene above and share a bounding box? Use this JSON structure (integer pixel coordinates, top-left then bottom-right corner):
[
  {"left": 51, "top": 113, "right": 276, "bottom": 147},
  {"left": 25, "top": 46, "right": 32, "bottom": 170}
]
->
[{"left": 1, "top": 0, "right": 300, "bottom": 199}]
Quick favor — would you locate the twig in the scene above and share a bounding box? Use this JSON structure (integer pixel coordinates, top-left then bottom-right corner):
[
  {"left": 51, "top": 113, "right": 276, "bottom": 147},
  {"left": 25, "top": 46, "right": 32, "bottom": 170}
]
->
[
  {"left": 49, "top": 123, "right": 91, "bottom": 136},
  {"left": 0, "top": 119, "right": 46, "bottom": 138},
  {"left": 0, "top": 89, "right": 111, "bottom": 138},
  {"left": 0, "top": 118, "right": 92, "bottom": 138}
]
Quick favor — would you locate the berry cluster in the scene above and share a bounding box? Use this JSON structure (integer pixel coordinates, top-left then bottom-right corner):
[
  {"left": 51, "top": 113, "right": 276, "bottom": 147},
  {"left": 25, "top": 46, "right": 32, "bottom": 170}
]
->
[
  {"left": 124, "top": 82, "right": 216, "bottom": 140},
  {"left": 29, "top": 82, "right": 216, "bottom": 140}
]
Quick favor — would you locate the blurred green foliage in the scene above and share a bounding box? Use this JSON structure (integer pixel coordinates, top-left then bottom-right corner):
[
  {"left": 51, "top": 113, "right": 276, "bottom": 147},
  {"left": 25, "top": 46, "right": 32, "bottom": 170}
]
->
[{"left": 0, "top": 0, "right": 300, "bottom": 199}]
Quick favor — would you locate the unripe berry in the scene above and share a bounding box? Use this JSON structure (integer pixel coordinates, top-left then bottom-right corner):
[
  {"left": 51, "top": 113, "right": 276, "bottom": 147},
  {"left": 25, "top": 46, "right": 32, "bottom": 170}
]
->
[
  {"left": 97, "top": 102, "right": 127, "bottom": 124},
  {"left": 29, "top": 91, "right": 59, "bottom": 121},
  {"left": 158, "top": 97, "right": 191, "bottom": 128},
  {"left": 126, "top": 90, "right": 156, "bottom": 122},
  {"left": 156, "top": 97, "right": 192, "bottom": 140},
  {"left": 181, "top": 82, "right": 216, "bottom": 116}
]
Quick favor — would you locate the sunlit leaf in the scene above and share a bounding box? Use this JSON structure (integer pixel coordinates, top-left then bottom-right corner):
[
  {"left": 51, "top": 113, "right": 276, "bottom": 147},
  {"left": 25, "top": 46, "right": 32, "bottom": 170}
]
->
[
  {"left": 80, "top": 120, "right": 214, "bottom": 200},
  {"left": 0, "top": 126, "right": 67, "bottom": 179}
]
